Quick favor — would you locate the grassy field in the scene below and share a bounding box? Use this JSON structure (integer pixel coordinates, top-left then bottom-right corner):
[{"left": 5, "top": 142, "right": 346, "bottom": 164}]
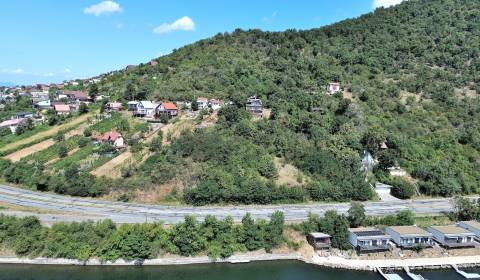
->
[
  {"left": 0, "top": 113, "right": 91, "bottom": 153},
  {"left": 0, "top": 124, "right": 50, "bottom": 147}
]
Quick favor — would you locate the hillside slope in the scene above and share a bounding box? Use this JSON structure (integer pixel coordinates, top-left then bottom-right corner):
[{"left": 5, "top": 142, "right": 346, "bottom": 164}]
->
[
  {"left": 92, "top": 0, "right": 480, "bottom": 204},
  {"left": 4, "top": 0, "right": 478, "bottom": 205}
]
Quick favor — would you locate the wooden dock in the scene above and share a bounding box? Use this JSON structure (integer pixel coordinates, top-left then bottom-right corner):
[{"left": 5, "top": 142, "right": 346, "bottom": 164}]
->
[
  {"left": 403, "top": 267, "right": 425, "bottom": 280},
  {"left": 452, "top": 264, "right": 480, "bottom": 279},
  {"left": 376, "top": 267, "right": 404, "bottom": 280}
]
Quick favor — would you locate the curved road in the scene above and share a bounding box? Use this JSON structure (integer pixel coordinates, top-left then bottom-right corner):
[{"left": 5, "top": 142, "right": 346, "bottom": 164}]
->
[{"left": 0, "top": 184, "right": 455, "bottom": 224}]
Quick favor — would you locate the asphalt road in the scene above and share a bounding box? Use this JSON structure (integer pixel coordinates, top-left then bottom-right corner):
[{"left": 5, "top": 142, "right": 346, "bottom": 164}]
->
[{"left": 0, "top": 184, "right": 455, "bottom": 224}]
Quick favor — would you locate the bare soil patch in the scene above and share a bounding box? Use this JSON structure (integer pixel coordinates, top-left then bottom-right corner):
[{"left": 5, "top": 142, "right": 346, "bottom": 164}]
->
[{"left": 274, "top": 157, "right": 309, "bottom": 186}]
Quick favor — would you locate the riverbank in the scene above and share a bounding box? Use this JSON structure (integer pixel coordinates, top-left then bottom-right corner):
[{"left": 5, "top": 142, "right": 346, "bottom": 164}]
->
[
  {"left": 307, "top": 254, "right": 480, "bottom": 271},
  {"left": 0, "top": 252, "right": 301, "bottom": 266},
  {"left": 1, "top": 252, "right": 480, "bottom": 272}
]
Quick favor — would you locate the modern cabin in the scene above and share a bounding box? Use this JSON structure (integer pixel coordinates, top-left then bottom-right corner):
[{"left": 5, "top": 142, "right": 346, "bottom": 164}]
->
[
  {"left": 348, "top": 227, "right": 391, "bottom": 253},
  {"left": 385, "top": 226, "right": 434, "bottom": 248},
  {"left": 427, "top": 225, "right": 477, "bottom": 248}
]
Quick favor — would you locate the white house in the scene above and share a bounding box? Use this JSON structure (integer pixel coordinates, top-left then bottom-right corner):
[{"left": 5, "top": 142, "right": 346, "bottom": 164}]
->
[
  {"left": 197, "top": 97, "right": 209, "bottom": 110},
  {"left": 210, "top": 99, "right": 224, "bottom": 110},
  {"left": 348, "top": 227, "right": 391, "bottom": 253},
  {"left": 385, "top": 226, "right": 434, "bottom": 248},
  {"left": 0, "top": 118, "right": 26, "bottom": 133},
  {"left": 327, "top": 82, "right": 341, "bottom": 95},
  {"left": 427, "top": 225, "right": 477, "bottom": 248},
  {"left": 458, "top": 221, "right": 480, "bottom": 240},
  {"left": 135, "top": 101, "right": 156, "bottom": 118}
]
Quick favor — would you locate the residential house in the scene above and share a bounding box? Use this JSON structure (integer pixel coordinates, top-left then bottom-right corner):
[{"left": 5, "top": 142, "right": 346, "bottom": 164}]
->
[
  {"left": 93, "top": 131, "right": 126, "bottom": 149},
  {"left": 427, "top": 225, "right": 477, "bottom": 248},
  {"left": 0, "top": 118, "right": 26, "bottom": 134},
  {"left": 105, "top": 102, "right": 123, "bottom": 112},
  {"left": 245, "top": 96, "right": 263, "bottom": 115},
  {"left": 54, "top": 104, "right": 71, "bottom": 115},
  {"left": 61, "top": 90, "right": 89, "bottom": 103},
  {"left": 327, "top": 82, "right": 341, "bottom": 95},
  {"left": 348, "top": 227, "right": 391, "bottom": 253},
  {"left": 385, "top": 226, "right": 434, "bottom": 248},
  {"left": 156, "top": 102, "right": 178, "bottom": 118},
  {"left": 209, "top": 99, "right": 224, "bottom": 110},
  {"left": 15, "top": 112, "right": 34, "bottom": 119},
  {"left": 458, "top": 221, "right": 480, "bottom": 241},
  {"left": 135, "top": 101, "right": 156, "bottom": 118},
  {"left": 127, "top": 101, "right": 139, "bottom": 111},
  {"left": 34, "top": 100, "right": 52, "bottom": 109},
  {"left": 307, "top": 232, "right": 331, "bottom": 250},
  {"left": 197, "top": 97, "right": 209, "bottom": 110},
  {"left": 150, "top": 60, "right": 158, "bottom": 66}
]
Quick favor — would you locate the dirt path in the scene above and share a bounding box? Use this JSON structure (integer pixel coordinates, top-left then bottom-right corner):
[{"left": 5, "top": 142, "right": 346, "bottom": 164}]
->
[
  {"left": 4, "top": 122, "right": 90, "bottom": 162},
  {"left": 0, "top": 114, "right": 91, "bottom": 153},
  {"left": 90, "top": 151, "right": 133, "bottom": 178}
]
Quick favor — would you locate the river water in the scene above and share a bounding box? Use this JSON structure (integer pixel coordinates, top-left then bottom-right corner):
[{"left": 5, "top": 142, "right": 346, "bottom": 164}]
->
[{"left": 0, "top": 261, "right": 478, "bottom": 280}]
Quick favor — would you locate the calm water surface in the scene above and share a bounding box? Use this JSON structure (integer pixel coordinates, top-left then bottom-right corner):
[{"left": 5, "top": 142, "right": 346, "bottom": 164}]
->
[{"left": 0, "top": 261, "right": 478, "bottom": 280}]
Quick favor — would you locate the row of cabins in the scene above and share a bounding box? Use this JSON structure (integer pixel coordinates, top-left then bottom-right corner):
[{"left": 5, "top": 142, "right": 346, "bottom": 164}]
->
[{"left": 308, "top": 221, "right": 480, "bottom": 253}]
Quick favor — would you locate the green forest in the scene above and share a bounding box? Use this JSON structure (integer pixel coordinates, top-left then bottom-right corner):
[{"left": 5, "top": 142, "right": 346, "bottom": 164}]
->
[
  {"left": 102, "top": 0, "right": 480, "bottom": 203},
  {"left": 1, "top": 0, "right": 479, "bottom": 205}
]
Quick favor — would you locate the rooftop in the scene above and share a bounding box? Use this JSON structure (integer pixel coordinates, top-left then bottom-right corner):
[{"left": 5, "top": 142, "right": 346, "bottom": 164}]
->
[
  {"left": 349, "top": 227, "right": 389, "bottom": 237},
  {"left": 309, "top": 232, "right": 331, "bottom": 238},
  {"left": 460, "top": 221, "right": 480, "bottom": 229},
  {"left": 429, "top": 225, "right": 474, "bottom": 235},
  {"left": 387, "top": 226, "right": 431, "bottom": 236},
  {"left": 0, "top": 118, "right": 26, "bottom": 127},
  {"left": 162, "top": 102, "right": 177, "bottom": 110},
  {"left": 54, "top": 104, "right": 71, "bottom": 112}
]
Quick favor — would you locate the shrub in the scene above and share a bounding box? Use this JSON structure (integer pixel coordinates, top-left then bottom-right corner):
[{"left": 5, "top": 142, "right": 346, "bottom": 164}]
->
[{"left": 389, "top": 177, "right": 416, "bottom": 199}]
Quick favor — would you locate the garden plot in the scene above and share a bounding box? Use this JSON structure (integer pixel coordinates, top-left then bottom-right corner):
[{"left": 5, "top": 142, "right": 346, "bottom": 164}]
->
[
  {"left": 4, "top": 122, "right": 90, "bottom": 162},
  {"left": 0, "top": 113, "right": 90, "bottom": 153}
]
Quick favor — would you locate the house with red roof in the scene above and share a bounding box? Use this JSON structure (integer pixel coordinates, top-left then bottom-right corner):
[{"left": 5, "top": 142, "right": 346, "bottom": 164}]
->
[
  {"left": 58, "top": 90, "right": 90, "bottom": 103},
  {"left": 92, "top": 130, "right": 126, "bottom": 149},
  {"left": 53, "top": 104, "right": 71, "bottom": 115},
  {"left": 155, "top": 102, "right": 178, "bottom": 118}
]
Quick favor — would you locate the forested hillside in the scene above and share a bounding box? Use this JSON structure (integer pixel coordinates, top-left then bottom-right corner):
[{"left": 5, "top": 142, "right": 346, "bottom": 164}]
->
[
  {"left": 3, "top": 0, "right": 478, "bottom": 204},
  {"left": 93, "top": 0, "right": 480, "bottom": 204}
]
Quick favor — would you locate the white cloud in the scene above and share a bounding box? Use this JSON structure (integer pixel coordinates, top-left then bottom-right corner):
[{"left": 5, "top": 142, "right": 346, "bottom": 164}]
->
[
  {"left": 373, "top": 0, "right": 406, "bottom": 8},
  {"left": 64, "top": 68, "right": 72, "bottom": 74},
  {"left": 263, "top": 10, "right": 278, "bottom": 23},
  {"left": 153, "top": 16, "right": 195, "bottom": 34},
  {"left": 84, "top": 1, "right": 123, "bottom": 16},
  {"left": 1, "top": 68, "right": 24, "bottom": 74}
]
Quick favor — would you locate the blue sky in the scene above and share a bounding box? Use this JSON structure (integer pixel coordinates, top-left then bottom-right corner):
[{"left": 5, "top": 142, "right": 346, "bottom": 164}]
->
[{"left": 0, "top": 0, "right": 404, "bottom": 85}]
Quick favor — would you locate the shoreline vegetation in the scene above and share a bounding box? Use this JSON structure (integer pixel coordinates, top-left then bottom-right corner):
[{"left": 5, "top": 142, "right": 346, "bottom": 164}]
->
[{"left": 1, "top": 199, "right": 479, "bottom": 271}]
